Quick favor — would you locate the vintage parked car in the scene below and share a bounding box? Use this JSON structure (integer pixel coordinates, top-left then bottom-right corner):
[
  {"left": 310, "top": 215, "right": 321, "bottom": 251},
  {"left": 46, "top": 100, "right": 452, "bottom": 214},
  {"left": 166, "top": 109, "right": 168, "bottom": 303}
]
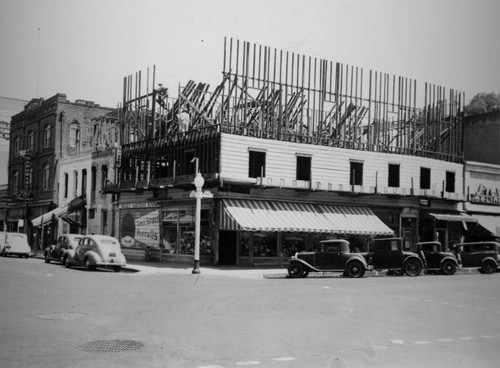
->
[
  {"left": 452, "top": 241, "right": 500, "bottom": 274},
  {"left": 44, "top": 234, "right": 83, "bottom": 264},
  {"left": 363, "top": 238, "right": 423, "bottom": 277},
  {"left": 288, "top": 239, "right": 370, "bottom": 278},
  {"left": 416, "top": 241, "right": 460, "bottom": 275},
  {"left": 0, "top": 232, "right": 31, "bottom": 258},
  {"left": 63, "top": 235, "right": 127, "bottom": 272}
]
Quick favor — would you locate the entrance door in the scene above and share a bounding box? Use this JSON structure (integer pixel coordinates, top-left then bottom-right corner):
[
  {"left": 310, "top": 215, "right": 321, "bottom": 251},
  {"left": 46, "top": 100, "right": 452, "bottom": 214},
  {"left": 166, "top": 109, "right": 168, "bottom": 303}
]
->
[
  {"left": 219, "top": 231, "right": 237, "bottom": 265},
  {"left": 401, "top": 217, "right": 418, "bottom": 251}
]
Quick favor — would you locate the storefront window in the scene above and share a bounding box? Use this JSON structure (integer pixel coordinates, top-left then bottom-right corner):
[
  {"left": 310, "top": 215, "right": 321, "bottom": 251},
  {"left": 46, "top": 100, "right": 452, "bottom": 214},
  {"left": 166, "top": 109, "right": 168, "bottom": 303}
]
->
[
  {"left": 162, "top": 208, "right": 214, "bottom": 256},
  {"left": 162, "top": 210, "right": 180, "bottom": 253},
  {"left": 281, "top": 234, "right": 306, "bottom": 257},
  {"left": 311, "top": 233, "right": 331, "bottom": 251},
  {"left": 254, "top": 232, "right": 277, "bottom": 257}
]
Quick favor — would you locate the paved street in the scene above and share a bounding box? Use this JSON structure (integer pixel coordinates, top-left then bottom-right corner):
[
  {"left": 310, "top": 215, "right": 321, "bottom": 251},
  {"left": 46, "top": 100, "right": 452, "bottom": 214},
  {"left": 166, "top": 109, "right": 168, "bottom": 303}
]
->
[{"left": 1, "top": 256, "right": 500, "bottom": 368}]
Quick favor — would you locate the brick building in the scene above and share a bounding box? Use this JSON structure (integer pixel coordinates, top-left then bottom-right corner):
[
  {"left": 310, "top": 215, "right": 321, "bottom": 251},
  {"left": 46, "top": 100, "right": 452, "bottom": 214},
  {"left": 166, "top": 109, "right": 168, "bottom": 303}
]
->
[
  {"left": 7, "top": 93, "right": 113, "bottom": 250},
  {"left": 0, "top": 96, "right": 28, "bottom": 230}
]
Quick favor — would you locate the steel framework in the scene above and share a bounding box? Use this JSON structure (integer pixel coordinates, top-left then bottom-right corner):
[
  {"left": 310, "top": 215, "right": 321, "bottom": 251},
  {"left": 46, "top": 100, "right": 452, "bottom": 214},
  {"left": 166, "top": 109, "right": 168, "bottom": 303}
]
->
[
  {"left": 219, "top": 37, "right": 464, "bottom": 162},
  {"left": 117, "top": 37, "right": 465, "bottom": 188}
]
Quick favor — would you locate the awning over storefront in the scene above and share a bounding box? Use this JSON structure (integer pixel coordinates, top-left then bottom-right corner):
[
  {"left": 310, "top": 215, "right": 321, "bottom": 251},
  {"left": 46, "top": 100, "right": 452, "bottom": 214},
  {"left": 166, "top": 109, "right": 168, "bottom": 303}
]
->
[
  {"left": 221, "top": 199, "right": 394, "bottom": 236},
  {"left": 68, "top": 195, "right": 86, "bottom": 212},
  {"left": 425, "top": 212, "right": 478, "bottom": 223},
  {"left": 474, "top": 214, "right": 500, "bottom": 237},
  {"left": 222, "top": 199, "right": 333, "bottom": 233},
  {"left": 318, "top": 205, "right": 395, "bottom": 236},
  {"left": 31, "top": 205, "right": 70, "bottom": 227}
]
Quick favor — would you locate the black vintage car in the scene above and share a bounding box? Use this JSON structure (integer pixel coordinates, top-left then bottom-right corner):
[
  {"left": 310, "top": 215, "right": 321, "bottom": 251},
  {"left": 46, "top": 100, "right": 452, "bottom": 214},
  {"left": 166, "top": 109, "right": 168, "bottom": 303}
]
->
[
  {"left": 453, "top": 241, "right": 500, "bottom": 274},
  {"left": 416, "top": 241, "right": 460, "bottom": 275},
  {"left": 288, "top": 239, "right": 370, "bottom": 278},
  {"left": 363, "top": 238, "right": 423, "bottom": 277}
]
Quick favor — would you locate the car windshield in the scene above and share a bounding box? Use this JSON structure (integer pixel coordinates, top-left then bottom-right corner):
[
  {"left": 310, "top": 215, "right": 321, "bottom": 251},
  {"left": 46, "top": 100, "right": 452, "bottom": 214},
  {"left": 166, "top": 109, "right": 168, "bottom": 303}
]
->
[
  {"left": 421, "top": 243, "right": 439, "bottom": 252},
  {"left": 485, "top": 243, "right": 496, "bottom": 251},
  {"left": 371, "top": 239, "right": 402, "bottom": 252}
]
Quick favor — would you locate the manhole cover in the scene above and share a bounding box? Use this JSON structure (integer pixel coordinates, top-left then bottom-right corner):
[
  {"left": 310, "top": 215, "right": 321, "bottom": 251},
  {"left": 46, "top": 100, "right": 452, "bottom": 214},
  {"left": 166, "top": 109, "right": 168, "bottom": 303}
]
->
[
  {"left": 38, "top": 312, "right": 86, "bottom": 320},
  {"left": 76, "top": 339, "right": 145, "bottom": 353}
]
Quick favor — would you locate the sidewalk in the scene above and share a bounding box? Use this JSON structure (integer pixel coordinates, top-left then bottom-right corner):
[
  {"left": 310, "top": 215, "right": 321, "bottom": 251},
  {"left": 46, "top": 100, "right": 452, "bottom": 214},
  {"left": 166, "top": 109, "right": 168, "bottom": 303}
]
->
[{"left": 124, "top": 259, "right": 289, "bottom": 279}]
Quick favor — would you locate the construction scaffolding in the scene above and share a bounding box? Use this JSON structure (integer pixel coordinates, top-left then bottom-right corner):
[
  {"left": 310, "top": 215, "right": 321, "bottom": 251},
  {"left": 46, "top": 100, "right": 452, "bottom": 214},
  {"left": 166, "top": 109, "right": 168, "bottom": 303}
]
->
[
  {"left": 219, "top": 37, "right": 464, "bottom": 162},
  {"left": 119, "top": 37, "right": 465, "bottom": 181}
]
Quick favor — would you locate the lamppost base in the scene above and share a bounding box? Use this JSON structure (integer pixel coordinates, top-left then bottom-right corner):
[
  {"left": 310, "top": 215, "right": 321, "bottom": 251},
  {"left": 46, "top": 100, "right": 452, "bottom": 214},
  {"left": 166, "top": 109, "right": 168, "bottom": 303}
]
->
[{"left": 192, "top": 260, "right": 200, "bottom": 274}]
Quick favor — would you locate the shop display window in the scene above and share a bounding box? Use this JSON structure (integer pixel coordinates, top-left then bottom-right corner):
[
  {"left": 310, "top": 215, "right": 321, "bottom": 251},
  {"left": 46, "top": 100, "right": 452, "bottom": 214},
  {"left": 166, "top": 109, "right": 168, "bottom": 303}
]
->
[
  {"left": 254, "top": 232, "right": 277, "bottom": 257},
  {"left": 162, "top": 208, "right": 214, "bottom": 256},
  {"left": 281, "top": 234, "right": 306, "bottom": 257}
]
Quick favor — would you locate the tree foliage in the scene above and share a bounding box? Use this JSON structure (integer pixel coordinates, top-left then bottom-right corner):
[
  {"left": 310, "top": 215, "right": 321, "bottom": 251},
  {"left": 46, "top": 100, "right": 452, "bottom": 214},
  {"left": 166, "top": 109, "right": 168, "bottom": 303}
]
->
[{"left": 464, "top": 92, "right": 500, "bottom": 116}]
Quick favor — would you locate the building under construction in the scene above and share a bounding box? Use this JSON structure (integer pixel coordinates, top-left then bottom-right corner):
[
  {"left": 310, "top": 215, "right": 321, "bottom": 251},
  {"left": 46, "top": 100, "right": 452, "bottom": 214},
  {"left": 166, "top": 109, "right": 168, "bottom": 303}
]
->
[{"left": 112, "top": 37, "right": 473, "bottom": 266}]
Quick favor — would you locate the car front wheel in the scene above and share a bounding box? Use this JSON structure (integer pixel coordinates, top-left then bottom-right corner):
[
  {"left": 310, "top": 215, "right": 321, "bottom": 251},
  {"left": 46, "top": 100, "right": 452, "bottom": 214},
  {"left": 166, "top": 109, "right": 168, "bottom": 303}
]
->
[
  {"left": 441, "top": 260, "right": 457, "bottom": 275},
  {"left": 288, "top": 263, "right": 307, "bottom": 278},
  {"left": 346, "top": 261, "right": 365, "bottom": 278},
  {"left": 404, "top": 258, "right": 422, "bottom": 277},
  {"left": 44, "top": 253, "right": 50, "bottom": 263},
  {"left": 113, "top": 266, "right": 121, "bottom": 273},
  {"left": 64, "top": 256, "right": 71, "bottom": 268},
  {"left": 481, "top": 261, "right": 496, "bottom": 274}
]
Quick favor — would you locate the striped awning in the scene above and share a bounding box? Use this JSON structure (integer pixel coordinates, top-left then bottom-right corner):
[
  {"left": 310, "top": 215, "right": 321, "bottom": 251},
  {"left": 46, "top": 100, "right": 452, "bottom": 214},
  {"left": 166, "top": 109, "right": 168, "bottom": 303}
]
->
[
  {"left": 425, "top": 212, "right": 478, "bottom": 223},
  {"left": 318, "top": 205, "right": 395, "bottom": 236},
  {"left": 221, "top": 199, "right": 394, "bottom": 236},
  {"left": 222, "top": 199, "right": 332, "bottom": 233}
]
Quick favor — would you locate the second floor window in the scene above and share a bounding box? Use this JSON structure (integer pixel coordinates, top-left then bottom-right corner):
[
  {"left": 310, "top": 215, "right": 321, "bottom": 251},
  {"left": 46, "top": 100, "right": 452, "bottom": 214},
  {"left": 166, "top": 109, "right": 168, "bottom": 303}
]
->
[
  {"left": 28, "top": 131, "right": 34, "bottom": 152},
  {"left": 64, "top": 173, "right": 68, "bottom": 198},
  {"left": 82, "top": 169, "right": 87, "bottom": 196},
  {"left": 42, "top": 164, "right": 50, "bottom": 191},
  {"left": 70, "top": 125, "right": 80, "bottom": 147},
  {"left": 101, "top": 165, "right": 108, "bottom": 190},
  {"left": 43, "top": 125, "right": 51, "bottom": 148},
  {"left": 445, "top": 171, "right": 455, "bottom": 193},
  {"left": 74, "top": 171, "right": 78, "bottom": 197},
  {"left": 248, "top": 150, "right": 266, "bottom": 178},
  {"left": 388, "top": 164, "right": 400, "bottom": 188},
  {"left": 91, "top": 166, "right": 97, "bottom": 195},
  {"left": 420, "top": 167, "right": 431, "bottom": 190},
  {"left": 296, "top": 155, "right": 311, "bottom": 181},
  {"left": 350, "top": 161, "right": 363, "bottom": 186},
  {"left": 14, "top": 137, "right": 20, "bottom": 157},
  {"left": 12, "top": 171, "right": 19, "bottom": 195}
]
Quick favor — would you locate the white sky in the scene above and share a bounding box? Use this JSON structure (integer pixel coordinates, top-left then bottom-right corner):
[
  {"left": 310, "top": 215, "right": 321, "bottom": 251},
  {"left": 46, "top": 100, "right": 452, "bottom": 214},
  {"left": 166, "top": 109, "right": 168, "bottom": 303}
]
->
[{"left": 1, "top": 0, "right": 499, "bottom": 108}]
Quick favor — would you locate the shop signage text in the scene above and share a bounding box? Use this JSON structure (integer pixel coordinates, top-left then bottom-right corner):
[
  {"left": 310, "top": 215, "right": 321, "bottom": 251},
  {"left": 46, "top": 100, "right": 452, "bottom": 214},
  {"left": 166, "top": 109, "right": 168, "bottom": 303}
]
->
[
  {"left": 470, "top": 184, "right": 500, "bottom": 206},
  {"left": 119, "top": 201, "right": 159, "bottom": 209}
]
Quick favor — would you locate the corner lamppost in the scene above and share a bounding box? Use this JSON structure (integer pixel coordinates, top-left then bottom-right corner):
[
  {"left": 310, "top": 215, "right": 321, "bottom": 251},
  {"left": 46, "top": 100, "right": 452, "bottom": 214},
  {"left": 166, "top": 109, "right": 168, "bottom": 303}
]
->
[{"left": 190, "top": 171, "right": 213, "bottom": 274}]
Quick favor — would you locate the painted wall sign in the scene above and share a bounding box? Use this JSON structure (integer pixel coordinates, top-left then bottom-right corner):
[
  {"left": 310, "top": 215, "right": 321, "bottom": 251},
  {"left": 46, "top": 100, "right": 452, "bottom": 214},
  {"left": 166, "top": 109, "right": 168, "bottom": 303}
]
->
[
  {"left": 470, "top": 184, "right": 500, "bottom": 206},
  {"left": 120, "top": 208, "right": 160, "bottom": 249}
]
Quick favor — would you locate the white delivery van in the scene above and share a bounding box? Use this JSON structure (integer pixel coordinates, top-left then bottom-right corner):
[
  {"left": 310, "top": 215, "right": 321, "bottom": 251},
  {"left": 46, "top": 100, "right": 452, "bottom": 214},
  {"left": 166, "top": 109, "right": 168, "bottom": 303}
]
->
[{"left": 0, "top": 232, "right": 31, "bottom": 258}]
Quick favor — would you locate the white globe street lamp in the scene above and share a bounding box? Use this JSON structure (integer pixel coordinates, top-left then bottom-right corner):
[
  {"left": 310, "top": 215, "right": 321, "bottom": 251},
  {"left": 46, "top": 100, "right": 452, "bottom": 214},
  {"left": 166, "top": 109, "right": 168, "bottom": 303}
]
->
[{"left": 190, "top": 171, "right": 213, "bottom": 274}]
